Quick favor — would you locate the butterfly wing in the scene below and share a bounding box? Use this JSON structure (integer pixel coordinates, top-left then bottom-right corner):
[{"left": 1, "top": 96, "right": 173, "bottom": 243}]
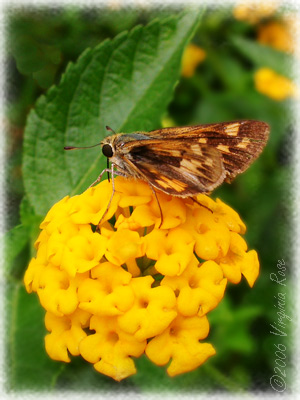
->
[
  {"left": 125, "top": 120, "right": 269, "bottom": 183},
  {"left": 124, "top": 140, "right": 225, "bottom": 196}
]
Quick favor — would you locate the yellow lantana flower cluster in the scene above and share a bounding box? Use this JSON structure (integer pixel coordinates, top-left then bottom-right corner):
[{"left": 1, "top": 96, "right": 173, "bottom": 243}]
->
[{"left": 24, "top": 177, "right": 260, "bottom": 381}]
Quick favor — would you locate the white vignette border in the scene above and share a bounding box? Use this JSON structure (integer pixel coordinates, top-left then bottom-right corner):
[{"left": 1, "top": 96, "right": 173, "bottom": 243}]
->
[{"left": 0, "top": 0, "right": 299, "bottom": 399}]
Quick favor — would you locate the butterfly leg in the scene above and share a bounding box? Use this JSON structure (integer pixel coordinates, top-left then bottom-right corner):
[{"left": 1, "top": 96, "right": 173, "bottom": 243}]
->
[
  {"left": 96, "top": 163, "right": 130, "bottom": 230},
  {"left": 148, "top": 183, "right": 164, "bottom": 229},
  {"left": 88, "top": 168, "right": 110, "bottom": 188},
  {"left": 95, "top": 163, "right": 118, "bottom": 231},
  {"left": 191, "top": 197, "right": 213, "bottom": 213},
  {"left": 88, "top": 165, "right": 126, "bottom": 188}
]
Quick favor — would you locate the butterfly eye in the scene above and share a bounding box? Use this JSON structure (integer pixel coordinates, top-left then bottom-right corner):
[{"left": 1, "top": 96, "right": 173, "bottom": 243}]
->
[{"left": 102, "top": 144, "right": 114, "bottom": 158}]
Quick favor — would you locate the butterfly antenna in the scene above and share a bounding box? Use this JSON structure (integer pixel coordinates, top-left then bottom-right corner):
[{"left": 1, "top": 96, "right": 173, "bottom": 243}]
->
[
  {"left": 106, "top": 126, "right": 116, "bottom": 134},
  {"left": 64, "top": 142, "right": 102, "bottom": 150}
]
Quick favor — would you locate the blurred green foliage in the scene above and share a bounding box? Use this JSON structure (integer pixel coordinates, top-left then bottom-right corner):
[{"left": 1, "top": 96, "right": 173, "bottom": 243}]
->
[{"left": 5, "top": 5, "right": 293, "bottom": 394}]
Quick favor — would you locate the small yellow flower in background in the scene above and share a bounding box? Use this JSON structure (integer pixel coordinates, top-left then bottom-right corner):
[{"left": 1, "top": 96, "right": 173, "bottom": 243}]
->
[
  {"left": 257, "top": 21, "right": 294, "bottom": 53},
  {"left": 161, "top": 115, "right": 176, "bottom": 129},
  {"left": 233, "top": 1, "right": 278, "bottom": 24},
  {"left": 24, "top": 177, "right": 260, "bottom": 381},
  {"left": 181, "top": 43, "right": 206, "bottom": 77},
  {"left": 254, "top": 67, "right": 297, "bottom": 101}
]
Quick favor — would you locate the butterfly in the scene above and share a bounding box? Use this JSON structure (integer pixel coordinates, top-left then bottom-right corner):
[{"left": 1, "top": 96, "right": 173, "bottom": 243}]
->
[{"left": 65, "top": 120, "right": 269, "bottom": 224}]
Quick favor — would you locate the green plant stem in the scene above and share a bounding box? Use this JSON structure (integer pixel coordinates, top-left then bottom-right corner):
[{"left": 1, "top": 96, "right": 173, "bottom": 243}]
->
[{"left": 203, "top": 364, "right": 246, "bottom": 392}]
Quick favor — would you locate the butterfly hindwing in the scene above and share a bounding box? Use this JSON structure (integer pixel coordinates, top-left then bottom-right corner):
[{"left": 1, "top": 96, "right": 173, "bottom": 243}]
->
[{"left": 126, "top": 140, "right": 225, "bottom": 196}]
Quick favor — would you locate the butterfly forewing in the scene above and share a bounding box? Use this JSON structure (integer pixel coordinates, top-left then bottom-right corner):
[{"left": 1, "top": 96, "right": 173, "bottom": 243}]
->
[{"left": 143, "top": 120, "right": 268, "bottom": 141}]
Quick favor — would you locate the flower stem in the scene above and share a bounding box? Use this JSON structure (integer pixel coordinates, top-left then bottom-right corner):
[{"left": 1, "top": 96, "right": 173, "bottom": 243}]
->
[{"left": 203, "top": 364, "right": 246, "bottom": 392}]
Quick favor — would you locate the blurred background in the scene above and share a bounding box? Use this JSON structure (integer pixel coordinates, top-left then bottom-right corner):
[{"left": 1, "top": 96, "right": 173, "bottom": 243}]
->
[{"left": 5, "top": 3, "right": 295, "bottom": 393}]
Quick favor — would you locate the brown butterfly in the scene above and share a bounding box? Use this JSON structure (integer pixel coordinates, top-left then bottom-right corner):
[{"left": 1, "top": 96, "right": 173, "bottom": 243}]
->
[{"left": 65, "top": 120, "right": 269, "bottom": 224}]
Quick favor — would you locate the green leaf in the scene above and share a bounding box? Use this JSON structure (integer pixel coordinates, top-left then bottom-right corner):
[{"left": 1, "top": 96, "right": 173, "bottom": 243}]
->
[
  {"left": 23, "top": 10, "right": 203, "bottom": 216},
  {"left": 3, "top": 225, "right": 29, "bottom": 272},
  {"left": 209, "top": 297, "right": 263, "bottom": 358},
  {"left": 230, "top": 35, "right": 293, "bottom": 78},
  {"left": 20, "top": 195, "right": 43, "bottom": 228},
  {"left": 132, "top": 355, "right": 217, "bottom": 391},
  {"left": 7, "top": 285, "right": 61, "bottom": 390}
]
